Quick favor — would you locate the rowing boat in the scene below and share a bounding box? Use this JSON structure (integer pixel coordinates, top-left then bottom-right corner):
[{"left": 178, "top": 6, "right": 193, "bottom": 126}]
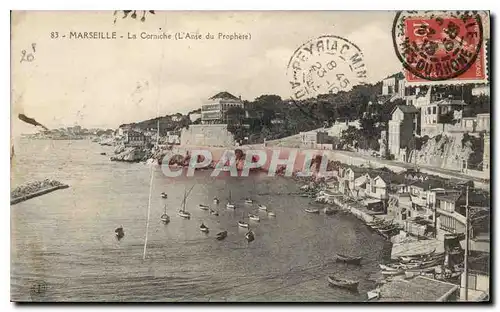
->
[
  {"left": 336, "top": 253, "right": 362, "bottom": 265},
  {"left": 327, "top": 276, "right": 359, "bottom": 291}
]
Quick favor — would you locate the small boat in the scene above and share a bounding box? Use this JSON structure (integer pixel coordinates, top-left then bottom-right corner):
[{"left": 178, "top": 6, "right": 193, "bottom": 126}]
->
[
  {"left": 238, "top": 221, "right": 249, "bottom": 228},
  {"left": 324, "top": 208, "right": 338, "bottom": 215},
  {"left": 399, "top": 249, "right": 437, "bottom": 263},
  {"left": 200, "top": 223, "right": 209, "bottom": 233},
  {"left": 300, "top": 193, "right": 310, "bottom": 197},
  {"left": 336, "top": 253, "right": 362, "bottom": 265},
  {"left": 327, "top": 276, "right": 359, "bottom": 291},
  {"left": 366, "top": 219, "right": 384, "bottom": 226},
  {"left": 267, "top": 211, "right": 276, "bottom": 217},
  {"left": 258, "top": 204, "right": 267, "bottom": 211},
  {"left": 305, "top": 208, "right": 320, "bottom": 214},
  {"left": 379, "top": 264, "right": 401, "bottom": 271},
  {"left": 405, "top": 266, "right": 437, "bottom": 274},
  {"left": 213, "top": 197, "right": 220, "bottom": 204},
  {"left": 115, "top": 226, "right": 124, "bottom": 239},
  {"left": 367, "top": 289, "right": 380, "bottom": 301},
  {"left": 244, "top": 198, "right": 253, "bottom": 204},
  {"left": 161, "top": 192, "right": 168, "bottom": 199},
  {"left": 248, "top": 214, "right": 260, "bottom": 222},
  {"left": 100, "top": 152, "right": 106, "bottom": 155},
  {"left": 245, "top": 230, "right": 255, "bottom": 242},
  {"left": 216, "top": 231, "right": 227, "bottom": 240},
  {"left": 199, "top": 204, "right": 210, "bottom": 210},
  {"left": 209, "top": 209, "right": 219, "bottom": 216},
  {"left": 381, "top": 269, "right": 404, "bottom": 276},
  {"left": 378, "top": 226, "right": 399, "bottom": 234}
]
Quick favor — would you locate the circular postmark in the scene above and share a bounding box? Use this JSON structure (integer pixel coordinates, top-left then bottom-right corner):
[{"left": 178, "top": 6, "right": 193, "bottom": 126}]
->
[
  {"left": 392, "top": 11, "right": 484, "bottom": 81},
  {"left": 287, "top": 35, "right": 367, "bottom": 100},
  {"left": 29, "top": 280, "right": 47, "bottom": 300}
]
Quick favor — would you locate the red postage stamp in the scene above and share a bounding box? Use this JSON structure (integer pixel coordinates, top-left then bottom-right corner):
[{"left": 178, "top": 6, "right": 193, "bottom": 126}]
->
[{"left": 392, "top": 11, "right": 489, "bottom": 85}]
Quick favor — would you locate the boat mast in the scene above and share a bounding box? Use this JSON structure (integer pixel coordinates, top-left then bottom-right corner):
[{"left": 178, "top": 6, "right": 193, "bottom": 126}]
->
[
  {"left": 182, "top": 188, "right": 187, "bottom": 212},
  {"left": 464, "top": 185, "right": 470, "bottom": 301},
  {"left": 156, "top": 119, "right": 160, "bottom": 147}
]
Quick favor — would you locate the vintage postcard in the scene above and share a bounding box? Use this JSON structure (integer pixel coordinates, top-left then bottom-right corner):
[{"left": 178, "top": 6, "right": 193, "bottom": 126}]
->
[{"left": 10, "top": 10, "right": 490, "bottom": 302}]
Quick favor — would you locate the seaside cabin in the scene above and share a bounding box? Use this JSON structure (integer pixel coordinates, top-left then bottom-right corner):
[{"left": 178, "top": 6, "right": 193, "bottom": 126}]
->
[
  {"left": 409, "top": 179, "right": 446, "bottom": 216},
  {"left": 338, "top": 166, "right": 366, "bottom": 198},
  {"left": 435, "top": 192, "right": 467, "bottom": 239},
  {"left": 363, "top": 198, "right": 385, "bottom": 214},
  {"left": 387, "top": 193, "right": 413, "bottom": 221}
]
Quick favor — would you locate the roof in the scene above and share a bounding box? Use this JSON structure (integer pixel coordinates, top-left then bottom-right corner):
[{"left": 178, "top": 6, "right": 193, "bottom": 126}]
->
[
  {"left": 410, "top": 178, "right": 446, "bottom": 190},
  {"left": 375, "top": 276, "right": 459, "bottom": 302},
  {"left": 378, "top": 172, "right": 406, "bottom": 185},
  {"left": 208, "top": 91, "right": 240, "bottom": 101},
  {"left": 433, "top": 98, "right": 468, "bottom": 106},
  {"left": 392, "top": 105, "right": 419, "bottom": 115},
  {"left": 344, "top": 165, "right": 367, "bottom": 177},
  {"left": 436, "top": 192, "right": 464, "bottom": 203},
  {"left": 383, "top": 72, "right": 405, "bottom": 80},
  {"left": 364, "top": 199, "right": 382, "bottom": 205}
]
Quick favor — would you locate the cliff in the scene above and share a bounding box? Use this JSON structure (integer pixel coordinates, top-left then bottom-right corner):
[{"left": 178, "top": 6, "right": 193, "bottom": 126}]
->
[{"left": 413, "top": 133, "right": 478, "bottom": 171}]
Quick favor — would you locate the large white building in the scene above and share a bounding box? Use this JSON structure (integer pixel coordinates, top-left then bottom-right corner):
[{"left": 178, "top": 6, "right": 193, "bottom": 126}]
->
[
  {"left": 201, "top": 91, "right": 244, "bottom": 124},
  {"left": 388, "top": 105, "right": 419, "bottom": 160}
]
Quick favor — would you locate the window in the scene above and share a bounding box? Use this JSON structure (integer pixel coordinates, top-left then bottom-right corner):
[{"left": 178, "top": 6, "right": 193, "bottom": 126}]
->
[
  {"left": 427, "top": 107, "right": 431, "bottom": 114},
  {"left": 432, "top": 106, "right": 436, "bottom": 114}
]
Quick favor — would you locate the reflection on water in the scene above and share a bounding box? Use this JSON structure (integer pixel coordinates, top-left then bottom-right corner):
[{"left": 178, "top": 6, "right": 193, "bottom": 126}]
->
[{"left": 11, "top": 139, "right": 390, "bottom": 302}]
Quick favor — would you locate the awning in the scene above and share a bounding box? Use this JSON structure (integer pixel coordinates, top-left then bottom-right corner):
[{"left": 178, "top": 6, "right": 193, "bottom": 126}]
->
[{"left": 363, "top": 199, "right": 382, "bottom": 206}]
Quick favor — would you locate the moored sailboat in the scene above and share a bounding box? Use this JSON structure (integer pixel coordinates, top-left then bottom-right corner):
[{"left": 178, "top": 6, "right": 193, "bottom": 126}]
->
[
  {"left": 178, "top": 186, "right": 194, "bottom": 219},
  {"left": 226, "top": 190, "right": 235, "bottom": 209},
  {"left": 160, "top": 204, "right": 170, "bottom": 223}
]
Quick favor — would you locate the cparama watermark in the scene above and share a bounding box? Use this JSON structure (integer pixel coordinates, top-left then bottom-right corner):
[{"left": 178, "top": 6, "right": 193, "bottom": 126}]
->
[{"left": 160, "top": 149, "right": 335, "bottom": 178}]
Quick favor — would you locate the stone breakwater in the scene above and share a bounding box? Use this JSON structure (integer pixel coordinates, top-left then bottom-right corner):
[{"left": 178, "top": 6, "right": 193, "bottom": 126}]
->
[{"left": 11, "top": 179, "right": 69, "bottom": 205}]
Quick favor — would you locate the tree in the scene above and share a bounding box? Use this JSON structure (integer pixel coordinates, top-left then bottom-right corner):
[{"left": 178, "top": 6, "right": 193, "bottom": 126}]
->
[{"left": 225, "top": 106, "right": 245, "bottom": 125}]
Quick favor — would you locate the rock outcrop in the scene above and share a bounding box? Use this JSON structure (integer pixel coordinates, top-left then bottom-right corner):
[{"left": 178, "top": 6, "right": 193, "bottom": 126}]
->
[{"left": 110, "top": 147, "right": 149, "bottom": 162}]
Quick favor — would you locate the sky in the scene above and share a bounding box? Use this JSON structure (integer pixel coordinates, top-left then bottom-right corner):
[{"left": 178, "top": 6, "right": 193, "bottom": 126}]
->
[{"left": 11, "top": 10, "right": 404, "bottom": 135}]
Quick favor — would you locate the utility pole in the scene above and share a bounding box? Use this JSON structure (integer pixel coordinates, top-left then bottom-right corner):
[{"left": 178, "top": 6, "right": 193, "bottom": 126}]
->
[
  {"left": 433, "top": 195, "right": 437, "bottom": 238},
  {"left": 464, "top": 185, "right": 469, "bottom": 301}
]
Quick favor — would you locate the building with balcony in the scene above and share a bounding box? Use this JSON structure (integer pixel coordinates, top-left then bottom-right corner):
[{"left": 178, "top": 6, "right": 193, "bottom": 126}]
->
[
  {"left": 201, "top": 91, "right": 244, "bottom": 124},
  {"left": 124, "top": 130, "right": 147, "bottom": 147},
  {"left": 421, "top": 97, "right": 467, "bottom": 136}
]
